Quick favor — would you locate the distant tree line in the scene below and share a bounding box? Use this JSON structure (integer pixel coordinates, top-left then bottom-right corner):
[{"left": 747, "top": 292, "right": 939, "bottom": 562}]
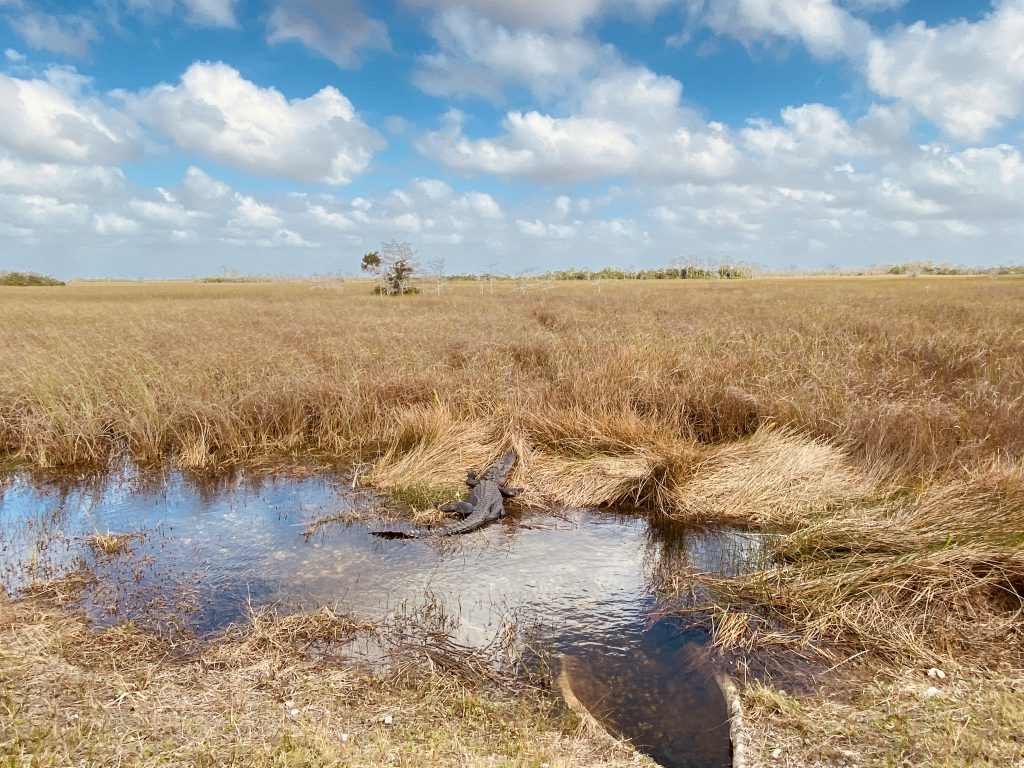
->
[
  {"left": 538, "top": 264, "right": 752, "bottom": 280},
  {"left": 887, "top": 261, "right": 1024, "bottom": 276},
  {"left": 438, "top": 265, "right": 752, "bottom": 281},
  {"left": 0, "top": 271, "right": 65, "bottom": 286}
]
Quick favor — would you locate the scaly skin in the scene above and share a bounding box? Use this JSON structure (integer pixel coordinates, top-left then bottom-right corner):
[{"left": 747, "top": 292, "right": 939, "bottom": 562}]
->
[{"left": 371, "top": 452, "right": 519, "bottom": 539}]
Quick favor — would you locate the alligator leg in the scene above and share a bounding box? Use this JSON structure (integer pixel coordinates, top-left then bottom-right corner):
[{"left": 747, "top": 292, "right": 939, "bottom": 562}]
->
[
  {"left": 465, "top": 470, "right": 479, "bottom": 487},
  {"left": 500, "top": 486, "right": 523, "bottom": 498},
  {"left": 438, "top": 500, "right": 474, "bottom": 518}
]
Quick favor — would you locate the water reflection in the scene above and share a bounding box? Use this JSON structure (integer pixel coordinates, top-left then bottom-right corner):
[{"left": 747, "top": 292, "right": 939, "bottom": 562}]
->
[{"left": 559, "top": 620, "right": 729, "bottom": 768}]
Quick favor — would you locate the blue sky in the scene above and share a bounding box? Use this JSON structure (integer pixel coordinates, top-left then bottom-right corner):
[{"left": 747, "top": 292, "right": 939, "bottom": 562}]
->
[{"left": 0, "top": 0, "right": 1021, "bottom": 277}]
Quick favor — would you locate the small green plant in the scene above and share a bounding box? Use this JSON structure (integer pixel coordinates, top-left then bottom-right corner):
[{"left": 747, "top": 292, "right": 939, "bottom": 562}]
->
[
  {"left": 0, "top": 271, "right": 65, "bottom": 286},
  {"left": 387, "top": 481, "right": 461, "bottom": 511}
]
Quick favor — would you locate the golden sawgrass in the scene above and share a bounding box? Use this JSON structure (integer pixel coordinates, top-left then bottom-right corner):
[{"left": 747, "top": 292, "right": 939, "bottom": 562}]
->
[
  {"left": 687, "top": 460, "right": 1024, "bottom": 665},
  {"left": 1, "top": 278, "right": 1021, "bottom": 484},
  {"left": 367, "top": 405, "right": 497, "bottom": 492},
  {"left": 669, "top": 427, "right": 874, "bottom": 527}
]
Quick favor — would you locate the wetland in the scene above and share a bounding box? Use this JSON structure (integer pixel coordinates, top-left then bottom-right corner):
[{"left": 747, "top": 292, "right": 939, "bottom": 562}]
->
[{"left": 2, "top": 277, "right": 1024, "bottom": 766}]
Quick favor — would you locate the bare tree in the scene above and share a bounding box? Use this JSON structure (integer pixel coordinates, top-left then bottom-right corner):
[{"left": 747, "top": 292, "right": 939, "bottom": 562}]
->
[
  {"left": 426, "top": 257, "right": 446, "bottom": 295},
  {"left": 484, "top": 261, "right": 499, "bottom": 294},
  {"left": 362, "top": 240, "right": 419, "bottom": 295},
  {"left": 514, "top": 267, "right": 537, "bottom": 294}
]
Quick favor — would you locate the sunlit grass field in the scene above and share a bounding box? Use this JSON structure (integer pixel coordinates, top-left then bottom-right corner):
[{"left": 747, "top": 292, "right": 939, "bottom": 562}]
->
[
  {"left": 3, "top": 276, "right": 1021, "bottom": 477},
  {"left": 2, "top": 275, "right": 1023, "bottom": 764}
]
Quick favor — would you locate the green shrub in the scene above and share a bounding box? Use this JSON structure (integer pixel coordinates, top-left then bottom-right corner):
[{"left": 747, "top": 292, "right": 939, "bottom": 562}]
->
[{"left": 0, "top": 271, "right": 65, "bottom": 286}]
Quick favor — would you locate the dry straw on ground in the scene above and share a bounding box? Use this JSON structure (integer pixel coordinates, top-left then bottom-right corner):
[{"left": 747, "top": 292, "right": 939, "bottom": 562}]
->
[{"left": 741, "top": 666, "right": 1024, "bottom": 767}]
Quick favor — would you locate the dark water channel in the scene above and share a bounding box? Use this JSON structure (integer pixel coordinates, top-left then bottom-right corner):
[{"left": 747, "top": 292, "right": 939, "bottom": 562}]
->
[{"left": 0, "top": 470, "right": 767, "bottom": 768}]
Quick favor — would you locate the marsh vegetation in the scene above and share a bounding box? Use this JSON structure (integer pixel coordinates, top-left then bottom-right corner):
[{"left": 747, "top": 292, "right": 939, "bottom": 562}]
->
[
  {"left": 2, "top": 276, "right": 1023, "bottom": 765},
  {"left": 0, "top": 271, "right": 65, "bottom": 286}
]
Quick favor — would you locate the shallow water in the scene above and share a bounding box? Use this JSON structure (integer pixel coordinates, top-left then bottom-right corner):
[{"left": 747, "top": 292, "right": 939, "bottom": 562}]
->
[{"left": 0, "top": 469, "right": 766, "bottom": 768}]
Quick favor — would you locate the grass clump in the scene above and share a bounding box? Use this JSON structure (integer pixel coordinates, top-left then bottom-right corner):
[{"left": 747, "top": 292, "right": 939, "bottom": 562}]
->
[
  {"left": 683, "top": 460, "right": 1024, "bottom": 667},
  {"left": 20, "top": 569, "right": 96, "bottom": 606},
  {"left": 205, "top": 604, "right": 376, "bottom": 663},
  {"left": 0, "top": 271, "right": 65, "bottom": 286},
  {"left": 386, "top": 481, "right": 463, "bottom": 511},
  {"left": 86, "top": 531, "right": 142, "bottom": 558},
  {"left": 300, "top": 508, "right": 369, "bottom": 538}
]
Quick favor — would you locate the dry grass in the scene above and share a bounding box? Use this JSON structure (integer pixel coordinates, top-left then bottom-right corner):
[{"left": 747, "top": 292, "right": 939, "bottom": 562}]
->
[
  {"left": 3, "top": 279, "right": 1023, "bottom": 664},
  {"left": 742, "top": 668, "right": 1024, "bottom": 767},
  {"left": 1, "top": 278, "right": 1020, "bottom": 485},
  {"left": 204, "top": 604, "right": 377, "bottom": 665},
  {"left": 0, "top": 595, "right": 651, "bottom": 768},
  {"left": 668, "top": 427, "right": 873, "bottom": 527},
  {"left": 20, "top": 568, "right": 97, "bottom": 606},
  {"left": 677, "top": 459, "right": 1024, "bottom": 668}
]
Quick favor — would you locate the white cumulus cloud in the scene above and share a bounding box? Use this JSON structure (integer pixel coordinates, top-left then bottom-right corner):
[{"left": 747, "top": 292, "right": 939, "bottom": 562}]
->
[
  {"left": 0, "top": 69, "right": 142, "bottom": 165},
  {"left": 681, "top": 0, "right": 871, "bottom": 58},
  {"left": 406, "top": 0, "right": 667, "bottom": 31},
  {"left": 10, "top": 11, "right": 99, "bottom": 57},
  {"left": 414, "top": 8, "right": 604, "bottom": 99},
  {"left": 0, "top": 153, "right": 128, "bottom": 201},
  {"left": 107, "top": 0, "right": 239, "bottom": 28},
  {"left": 742, "top": 104, "right": 873, "bottom": 164},
  {"left": 181, "top": 0, "right": 239, "bottom": 27},
  {"left": 129, "top": 196, "right": 207, "bottom": 228},
  {"left": 94, "top": 212, "right": 141, "bottom": 235},
  {"left": 867, "top": 0, "right": 1024, "bottom": 141},
  {"left": 419, "top": 65, "right": 740, "bottom": 182},
  {"left": 129, "top": 62, "right": 385, "bottom": 185}
]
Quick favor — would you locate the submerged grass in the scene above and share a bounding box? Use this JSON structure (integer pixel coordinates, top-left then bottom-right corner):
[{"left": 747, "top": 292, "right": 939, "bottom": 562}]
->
[
  {"left": 299, "top": 508, "right": 368, "bottom": 539},
  {"left": 86, "top": 530, "right": 142, "bottom": 558}
]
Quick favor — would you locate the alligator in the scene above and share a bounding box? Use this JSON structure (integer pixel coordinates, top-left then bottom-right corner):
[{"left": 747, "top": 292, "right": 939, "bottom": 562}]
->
[{"left": 371, "top": 452, "right": 521, "bottom": 539}]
